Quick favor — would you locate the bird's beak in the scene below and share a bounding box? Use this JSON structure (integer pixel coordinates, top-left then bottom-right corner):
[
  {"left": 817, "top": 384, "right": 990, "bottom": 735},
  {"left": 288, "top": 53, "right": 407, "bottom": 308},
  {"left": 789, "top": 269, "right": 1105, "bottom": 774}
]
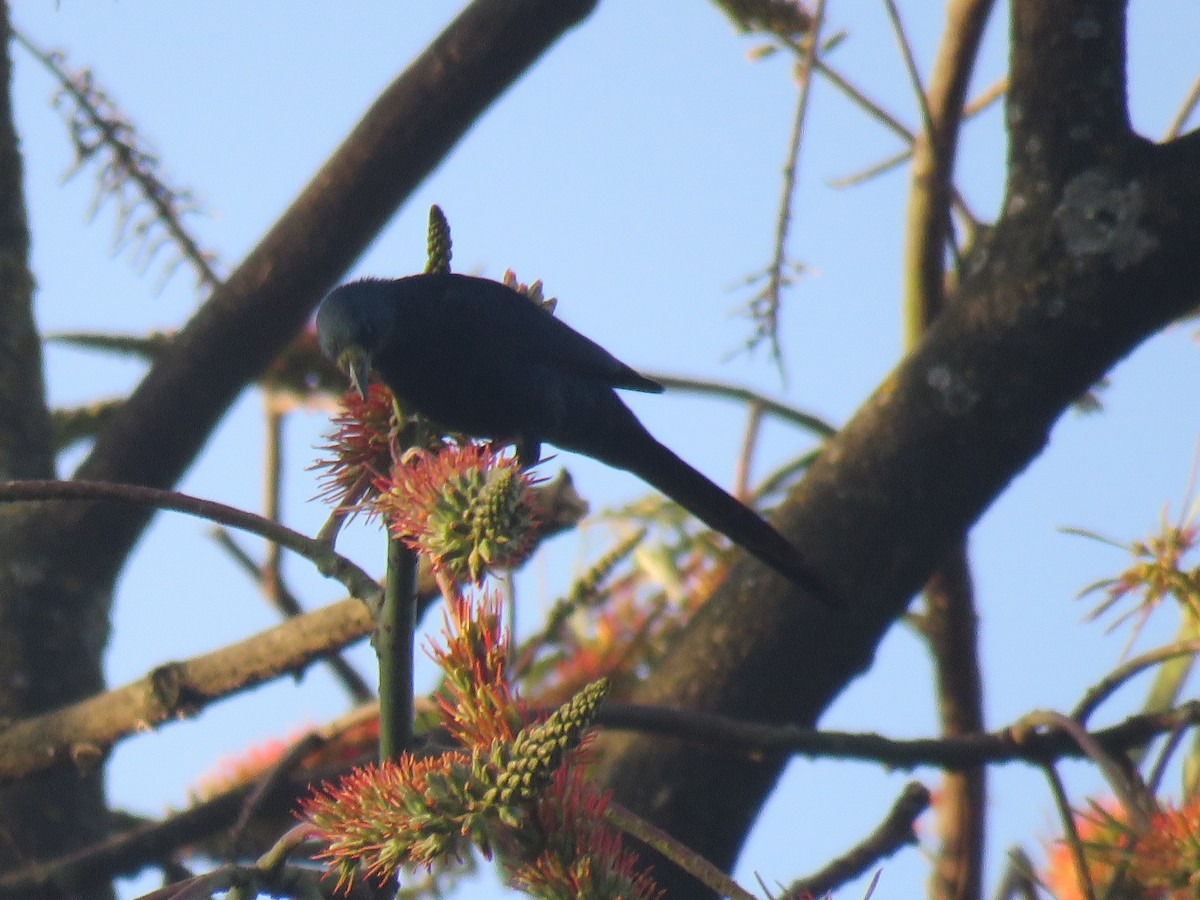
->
[{"left": 338, "top": 347, "right": 371, "bottom": 399}]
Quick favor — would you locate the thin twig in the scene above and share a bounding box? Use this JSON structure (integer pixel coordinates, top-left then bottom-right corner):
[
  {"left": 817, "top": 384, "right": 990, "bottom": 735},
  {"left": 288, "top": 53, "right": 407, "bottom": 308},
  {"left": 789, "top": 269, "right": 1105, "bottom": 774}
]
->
[
  {"left": 1040, "top": 763, "right": 1097, "bottom": 900},
  {"left": 1144, "top": 715, "right": 1190, "bottom": 795},
  {"left": 881, "top": 0, "right": 935, "bottom": 138},
  {"left": 593, "top": 700, "right": 1200, "bottom": 770},
  {"left": 263, "top": 401, "right": 286, "bottom": 602},
  {"left": 11, "top": 28, "right": 222, "bottom": 291},
  {"left": 1015, "top": 711, "right": 1150, "bottom": 830},
  {"left": 991, "top": 847, "right": 1039, "bottom": 900},
  {"left": 209, "top": 526, "right": 373, "bottom": 703},
  {"left": 647, "top": 372, "right": 837, "bottom": 437},
  {"left": 828, "top": 77, "right": 1006, "bottom": 189},
  {"left": 828, "top": 146, "right": 913, "bottom": 188},
  {"left": 733, "top": 401, "right": 765, "bottom": 501},
  {"left": 228, "top": 734, "right": 326, "bottom": 852},
  {"left": 814, "top": 57, "right": 914, "bottom": 142},
  {"left": 1163, "top": 72, "right": 1200, "bottom": 140},
  {"left": 0, "top": 479, "right": 379, "bottom": 603},
  {"left": 740, "top": 0, "right": 828, "bottom": 382},
  {"left": 605, "top": 801, "right": 757, "bottom": 900},
  {"left": 751, "top": 447, "right": 823, "bottom": 504},
  {"left": 893, "top": 0, "right": 998, "bottom": 341},
  {"left": 1071, "top": 638, "right": 1200, "bottom": 722},
  {"left": 964, "top": 76, "right": 1007, "bottom": 117},
  {"left": 782, "top": 781, "right": 930, "bottom": 899}
]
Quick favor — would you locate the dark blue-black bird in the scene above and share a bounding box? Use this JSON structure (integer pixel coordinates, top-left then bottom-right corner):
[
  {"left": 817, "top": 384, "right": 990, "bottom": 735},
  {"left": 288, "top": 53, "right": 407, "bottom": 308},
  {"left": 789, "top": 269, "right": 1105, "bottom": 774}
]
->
[{"left": 316, "top": 273, "right": 828, "bottom": 598}]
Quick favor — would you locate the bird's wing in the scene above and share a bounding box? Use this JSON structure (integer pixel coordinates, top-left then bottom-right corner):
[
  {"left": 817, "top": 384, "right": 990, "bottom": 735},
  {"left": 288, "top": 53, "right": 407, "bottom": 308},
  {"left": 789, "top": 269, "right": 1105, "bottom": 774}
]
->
[{"left": 437, "top": 275, "right": 664, "bottom": 394}]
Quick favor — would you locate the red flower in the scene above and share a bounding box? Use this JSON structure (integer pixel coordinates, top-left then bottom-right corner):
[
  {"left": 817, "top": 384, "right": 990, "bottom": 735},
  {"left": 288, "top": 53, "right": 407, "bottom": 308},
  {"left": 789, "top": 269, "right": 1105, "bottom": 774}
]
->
[
  {"left": 372, "top": 444, "right": 542, "bottom": 584},
  {"left": 1129, "top": 798, "right": 1200, "bottom": 897},
  {"left": 311, "top": 384, "right": 399, "bottom": 513}
]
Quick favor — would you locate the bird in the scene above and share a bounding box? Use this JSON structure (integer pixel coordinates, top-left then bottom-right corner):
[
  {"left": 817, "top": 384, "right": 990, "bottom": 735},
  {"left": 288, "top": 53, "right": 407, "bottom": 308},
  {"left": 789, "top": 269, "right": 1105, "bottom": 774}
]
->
[{"left": 316, "top": 273, "right": 831, "bottom": 601}]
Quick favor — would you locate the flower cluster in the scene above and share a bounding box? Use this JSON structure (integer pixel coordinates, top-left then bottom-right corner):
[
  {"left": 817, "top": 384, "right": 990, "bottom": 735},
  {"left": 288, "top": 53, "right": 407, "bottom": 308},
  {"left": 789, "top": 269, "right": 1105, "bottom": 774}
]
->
[
  {"left": 502, "top": 268, "right": 557, "bottom": 313},
  {"left": 301, "top": 591, "right": 659, "bottom": 899},
  {"left": 1076, "top": 502, "right": 1200, "bottom": 644},
  {"left": 508, "top": 767, "right": 662, "bottom": 900},
  {"left": 374, "top": 444, "right": 542, "bottom": 584},
  {"left": 514, "top": 523, "right": 716, "bottom": 707},
  {"left": 1128, "top": 798, "right": 1200, "bottom": 896},
  {"left": 314, "top": 383, "right": 544, "bottom": 584},
  {"left": 1042, "top": 797, "right": 1200, "bottom": 899},
  {"left": 311, "top": 383, "right": 400, "bottom": 513}
]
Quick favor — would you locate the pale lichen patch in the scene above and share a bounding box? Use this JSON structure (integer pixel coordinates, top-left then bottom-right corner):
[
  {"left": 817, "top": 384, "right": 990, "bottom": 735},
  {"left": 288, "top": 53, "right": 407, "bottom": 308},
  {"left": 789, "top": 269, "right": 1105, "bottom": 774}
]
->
[{"left": 1053, "top": 168, "right": 1158, "bottom": 270}]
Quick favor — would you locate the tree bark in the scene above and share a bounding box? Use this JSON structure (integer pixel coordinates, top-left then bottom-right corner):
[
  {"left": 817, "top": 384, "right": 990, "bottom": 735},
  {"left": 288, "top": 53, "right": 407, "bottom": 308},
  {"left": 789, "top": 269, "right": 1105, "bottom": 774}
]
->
[
  {"left": 595, "top": 2, "right": 1200, "bottom": 894},
  {"left": 0, "top": 1, "right": 597, "bottom": 894}
]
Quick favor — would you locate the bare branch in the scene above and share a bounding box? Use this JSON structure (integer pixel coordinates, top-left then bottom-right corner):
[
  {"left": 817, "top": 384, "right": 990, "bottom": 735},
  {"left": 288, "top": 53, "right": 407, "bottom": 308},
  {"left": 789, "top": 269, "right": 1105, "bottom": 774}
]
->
[
  {"left": 0, "top": 479, "right": 380, "bottom": 603},
  {"left": 11, "top": 28, "right": 222, "bottom": 292},
  {"left": 922, "top": 548, "right": 986, "bottom": 900},
  {"left": 735, "top": 0, "right": 827, "bottom": 380},
  {"left": 783, "top": 782, "right": 929, "bottom": 899},
  {"left": 63, "top": 0, "right": 600, "bottom": 589},
  {"left": 897, "top": 0, "right": 998, "bottom": 339},
  {"left": 0, "top": 597, "right": 373, "bottom": 787}
]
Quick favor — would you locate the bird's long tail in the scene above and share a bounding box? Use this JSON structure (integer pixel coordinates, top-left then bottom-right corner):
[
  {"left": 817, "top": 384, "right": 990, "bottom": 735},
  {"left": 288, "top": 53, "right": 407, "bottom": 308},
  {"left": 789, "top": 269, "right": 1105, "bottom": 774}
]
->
[{"left": 598, "top": 424, "right": 833, "bottom": 603}]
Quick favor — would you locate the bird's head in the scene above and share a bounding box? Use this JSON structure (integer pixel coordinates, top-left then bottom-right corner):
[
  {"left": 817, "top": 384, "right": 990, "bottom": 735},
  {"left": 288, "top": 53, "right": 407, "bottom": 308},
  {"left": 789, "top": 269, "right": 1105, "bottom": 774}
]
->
[{"left": 315, "top": 279, "right": 397, "bottom": 398}]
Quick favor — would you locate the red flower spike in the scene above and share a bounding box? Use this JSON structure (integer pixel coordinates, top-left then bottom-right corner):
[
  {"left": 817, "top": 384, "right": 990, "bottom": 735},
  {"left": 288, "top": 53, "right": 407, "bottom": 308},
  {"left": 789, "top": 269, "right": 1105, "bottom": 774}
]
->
[
  {"left": 426, "top": 590, "right": 525, "bottom": 747},
  {"left": 373, "top": 444, "right": 542, "bottom": 584},
  {"left": 311, "top": 383, "right": 400, "bottom": 513},
  {"left": 302, "top": 587, "right": 645, "bottom": 898},
  {"left": 1128, "top": 798, "right": 1200, "bottom": 896},
  {"left": 300, "top": 752, "right": 482, "bottom": 893},
  {"left": 507, "top": 767, "right": 662, "bottom": 900}
]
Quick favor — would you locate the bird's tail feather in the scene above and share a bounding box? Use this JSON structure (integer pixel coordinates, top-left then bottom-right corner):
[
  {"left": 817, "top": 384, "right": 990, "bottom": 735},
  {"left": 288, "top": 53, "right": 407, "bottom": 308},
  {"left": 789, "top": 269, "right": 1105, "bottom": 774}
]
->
[{"left": 610, "top": 432, "right": 832, "bottom": 602}]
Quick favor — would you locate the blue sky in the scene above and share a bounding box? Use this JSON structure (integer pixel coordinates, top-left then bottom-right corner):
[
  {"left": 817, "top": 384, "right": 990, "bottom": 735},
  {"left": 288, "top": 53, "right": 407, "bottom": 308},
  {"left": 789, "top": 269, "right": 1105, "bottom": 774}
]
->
[{"left": 10, "top": 3, "right": 1200, "bottom": 897}]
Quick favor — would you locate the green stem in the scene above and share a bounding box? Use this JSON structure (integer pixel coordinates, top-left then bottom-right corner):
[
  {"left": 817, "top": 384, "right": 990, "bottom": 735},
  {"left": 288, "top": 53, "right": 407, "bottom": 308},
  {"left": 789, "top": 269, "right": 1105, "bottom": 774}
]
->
[{"left": 378, "top": 535, "right": 418, "bottom": 760}]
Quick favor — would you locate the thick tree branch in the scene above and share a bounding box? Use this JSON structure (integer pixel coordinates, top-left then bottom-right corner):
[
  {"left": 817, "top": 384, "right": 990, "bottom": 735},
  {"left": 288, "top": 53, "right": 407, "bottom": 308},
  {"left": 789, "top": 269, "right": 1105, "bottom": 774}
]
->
[
  {"left": 63, "top": 0, "right": 599, "bottom": 578},
  {"left": 0, "top": 598, "right": 373, "bottom": 787},
  {"left": 0, "top": 14, "right": 52, "bottom": 484},
  {"left": 1007, "top": 0, "right": 1131, "bottom": 191},
  {"left": 595, "top": 3, "right": 1200, "bottom": 893},
  {"left": 0, "top": 6, "right": 108, "bottom": 890},
  {"left": 0, "top": 5, "right": 597, "bottom": 884}
]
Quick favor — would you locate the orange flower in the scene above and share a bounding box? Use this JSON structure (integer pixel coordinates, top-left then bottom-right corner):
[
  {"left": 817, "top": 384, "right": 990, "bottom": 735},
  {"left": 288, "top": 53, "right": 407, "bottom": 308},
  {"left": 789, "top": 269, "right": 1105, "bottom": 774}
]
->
[
  {"left": 190, "top": 736, "right": 291, "bottom": 801},
  {"left": 1128, "top": 798, "right": 1200, "bottom": 897},
  {"left": 1041, "top": 801, "right": 1132, "bottom": 900}
]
